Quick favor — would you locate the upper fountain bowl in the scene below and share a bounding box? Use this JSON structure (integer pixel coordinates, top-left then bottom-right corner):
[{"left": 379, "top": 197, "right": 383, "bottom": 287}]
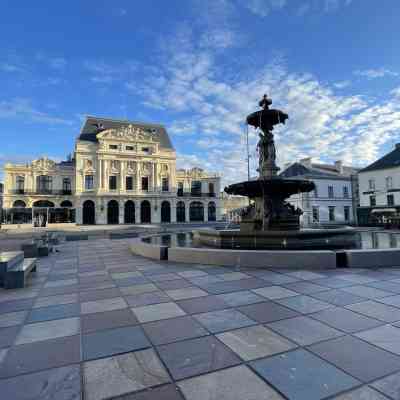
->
[{"left": 246, "top": 109, "right": 288, "bottom": 131}]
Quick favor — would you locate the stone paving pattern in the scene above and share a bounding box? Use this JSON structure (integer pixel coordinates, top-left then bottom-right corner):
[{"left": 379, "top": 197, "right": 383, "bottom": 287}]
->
[{"left": 1, "top": 240, "right": 400, "bottom": 399}]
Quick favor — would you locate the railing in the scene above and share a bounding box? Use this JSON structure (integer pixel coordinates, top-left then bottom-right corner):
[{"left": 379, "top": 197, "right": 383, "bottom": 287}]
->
[
  {"left": 10, "top": 190, "right": 73, "bottom": 195},
  {"left": 177, "top": 192, "right": 217, "bottom": 198}
]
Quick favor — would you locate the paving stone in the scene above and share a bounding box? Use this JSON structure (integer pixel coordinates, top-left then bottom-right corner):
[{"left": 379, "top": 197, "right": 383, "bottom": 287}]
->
[
  {"left": 346, "top": 300, "right": 400, "bottom": 322},
  {"left": 158, "top": 335, "right": 240, "bottom": 380},
  {"left": 0, "top": 311, "right": 27, "bottom": 327},
  {"left": 217, "top": 290, "right": 265, "bottom": 307},
  {"left": 332, "top": 386, "right": 390, "bottom": 399},
  {"left": 338, "top": 274, "right": 379, "bottom": 284},
  {"left": 143, "top": 315, "right": 209, "bottom": 345},
  {"left": 125, "top": 291, "right": 171, "bottom": 307},
  {"left": 81, "top": 308, "right": 139, "bottom": 333},
  {"left": 120, "top": 283, "right": 159, "bottom": 296},
  {"left": 176, "top": 270, "right": 208, "bottom": 278},
  {"left": 366, "top": 280, "right": 400, "bottom": 294},
  {"left": 0, "top": 335, "right": 80, "bottom": 378},
  {"left": 115, "top": 276, "right": 150, "bottom": 287},
  {"left": 218, "top": 272, "right": 251, "bottom": 281},
  {"left": 111, "top": 271, "right": 143, "bottom": 280},
  {"left": 79, "top": 287, "right": 122, "bottom": 302},
  {"left": 0, "top": 326, "right": 20, "bottom": 348},
  {"left": 81, "top": 297, "right": 127, "bottom": 314},
  {"left": 268, "top": 315, "right": 344, "bottom": 346},
  {"left": 251, "top": 271, "right": 299, "bottom": 284},
  {"left": 309, "top": 277, "right": 356, "bottom": 289},
  {"left": 83, "top": 348, "right": 170, "bottom": 400},
  {"left": 188, "top": 275, "right": 223, "bottom": 285},
  {"left": 371, "top": 371, "right": 400, "bottom": 400},
  {"left": 308, "top": 335, "right": 400, "bottom": 382},
  {"left": 176, "top": 295, "right": 228, "bottom": 314},
  {"left": 132, "top": 302, "right": 186, "bottom": 323},
  {"left": 178, "top": 365, "right": 284, "bottom": 400},
  {"left": 115, "top": 384, "right": 185, "bottom": 400},
  {"left": 377, "top": 294, "right": 400, "bottom": 308},
  {"left": 276, "top": 295, "right": 334, "bottom": 314},
  {"left": 217, "top": 325, "right": 296, "bottom": 361},
  {"left": 149, "top": 273, "right": 180, "bottom": 282},
  {"left": 309, "top": 289, "right": 367, "bottom": 306},
  {"left": 238, "top": 301, "right": 299, "bottom": 323},
  {"left": 33, "top": 293, "right": 78, "bottom": 308},
  {"left": 41, "top": 285, "right": 79, "bottom": 297},
  {"left": 193, "top": 308, "right": 256, "bottom": 333},
  {"left": 44, "top": 278, "right": 78, "bottom": 288},
  {"left": 165, "top": 287, "right": 209, "bottom": 300},
  {"left": 285, "top": 271, "right": 326, "bottom": 280},
  {"left": 252, "top": 286, "right": 299, "bottom": 300},
  {"left": 355, "top": 324, "right": 400, "bottom": 355},
  {"left": 251, "top": 348, "right": 359, "bottom": 400},
  {"left": 0, "top": 348, "right": 8, "bottom": 364},
  {"left": 282, "top": 281, "right": 329, "bottom": 294},
  {"left": 340, "top": 285, "right": 393, "bottom": 299},
  {"left": 202, "top": 278, "right": 268, "bottom": 294},
  {"left": 27, "top": 303, "right": 80, "bottom": 323},
  {"left": 0, "top": 364, "right": 81, "bottom": 400},
  {"left": 16, "top": 317, "right": 80, "bottom": 345},
  {"left": 311, "top": 307, "right": 384, "bottom": 333},
  {"left": 83, "top": 325, "right": 150, "bottom": 360},
  {"left": 0, "top": 299, "right": 34, "bottom": 314}
]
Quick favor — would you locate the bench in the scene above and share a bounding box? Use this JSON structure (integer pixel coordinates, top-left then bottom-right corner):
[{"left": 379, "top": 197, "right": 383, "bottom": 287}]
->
[
  {"left": 4, "top": 258, "right": 37, "bottom": 289},
  {"left": 0, "top": 252, "right": 24, "bottom": 285},
  {"left": 21, "top": 242, "right": 39, "bottom": 258},
  {"left": 109, "top": 231, "right": 139, "bottom": 239},
  {"left": 66, "top": 234, "right": 88, "bottom": 241}
]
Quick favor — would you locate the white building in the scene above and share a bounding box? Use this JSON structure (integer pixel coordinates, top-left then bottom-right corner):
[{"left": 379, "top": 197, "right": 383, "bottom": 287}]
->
[
  {"left": 358, "top": 144, "right": 400, "bottom": 225},
  {"left": 2, "top": 116, "right": 221, "bottom": 225},
  {"left": 280, "top": 158, "right": 359, "bottom": 226}
]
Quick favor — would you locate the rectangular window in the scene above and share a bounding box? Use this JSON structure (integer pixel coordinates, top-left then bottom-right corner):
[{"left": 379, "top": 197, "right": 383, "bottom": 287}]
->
[
  {"left": 37, "top": 175, "right": 52, "bottom": 194},
  {"left": 369, "top": 179, "right": 375, "bottom": 190},
  {"left": 126, "top": 146, "right": 134, "bottom": 151},
  {"left": 85, "top": 175, "right": 94, "bottom": 190},
  {"left": 328, "top": 186, "right": 334, "bottom": 198},
  {"left": 142, "top": 177, "right": 149, "bottom": 191},
  {"left": 370, "top": 195, "right": 376, "bottom": 206},
  {"left": 388, "top": 194, "right": 395, "bottom": 206},
  {"left": 16, "top": 176, "right": 25, "bottom": 194},
  {"left": 177, "top": 182, "right": 184, "bottom": 196},
  {"left": 344, "top": 206, "right": 350, "bottom": 222},
  {"left": 209, "top": 182, "right": 215, "bottom": 197},
  {"left": 386, "top": 177, "right": 393, "bottom": 189},
  {"left": 329, "top": 206, "right": 335, "bottom": 222},
  {"left": 109, "top": 176, "right": 117, "bottom": 190},
  {"left": 312, "top": 207, "right": 319, "bottom": 222},
  {"left": 343, "top": 186, "right": 349, "bottom": 198},
  {"left": 191, "top": 181, "right": 202, "bottom": 196},
  {"left": 126, "top": 176, "right": 133, "bottom": 191},
  {"left": 109, "top": 144, "right": 118, "bottom": 150},
  {"left": 162, "top": 178, "right": 169, "bottom": 192},
  {"left": 62, "top": 178, "right": 71, "bottom": 194},
  {"left": 141, "top": 147, "right": 150, "bottom": 153}
]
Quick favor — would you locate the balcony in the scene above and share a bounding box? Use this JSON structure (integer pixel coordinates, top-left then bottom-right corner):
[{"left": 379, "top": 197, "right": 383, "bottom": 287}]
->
[
  {"left": 177, "top": 192, "right": 217, "bottom": 198},
  {"left": 10, "top": 189, "right": 73, "bottom": 196}
]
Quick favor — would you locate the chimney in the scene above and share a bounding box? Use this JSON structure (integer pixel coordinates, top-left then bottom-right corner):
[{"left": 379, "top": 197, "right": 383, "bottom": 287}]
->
[
  {"left": 395, "top": 143, "right": 400, "bottom": 149},
  {"left": 300, "top": 157, "right": 312, "bottom": 168},
  {"left": 335, "top": 160, "right": 344, "bottom": 174}
]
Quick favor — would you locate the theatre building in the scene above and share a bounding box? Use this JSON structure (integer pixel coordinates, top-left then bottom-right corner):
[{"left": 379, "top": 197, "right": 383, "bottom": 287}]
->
[{"left": 2, "top": 117, "right": 221, "bottom": 225}]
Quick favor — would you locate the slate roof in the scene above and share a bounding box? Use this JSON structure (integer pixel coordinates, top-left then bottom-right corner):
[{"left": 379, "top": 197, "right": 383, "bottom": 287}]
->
[
  {"left": 280, "top": 162, "right": 359, "bottom": 180},
  {"left": 360, "top": 146, "right": 400, "bottom": 172},
  {"left": 78, "top": 116, "right": 174, "bottom": 150}
]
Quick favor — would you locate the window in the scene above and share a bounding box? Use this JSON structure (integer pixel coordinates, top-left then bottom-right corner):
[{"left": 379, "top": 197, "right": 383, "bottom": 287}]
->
[
  {"left": 329, "top": 206, "right": 335, "bottom": 222},
  {"left": 209, "top": 182, "right": 215, "bottom": 196},
  {"left": 109, "top": 176, "right": 117, "bottom": 190},
  {"left": 37, "top": 175, "right": 52, "bottom": 194},
  {"left": 126, "top": 176, "right": 133, "bottom": 191},
  {"left": 16, "top": 176, "right": 24, "bottom": 194},
  {"left": 126, "top": 146, "right": 134, "bottom": 151},
  {"left": 85, "top": 175, "right": 94, "bottom": 190},
  {"left": 62, "top": 178, "right": 71, "bottom": 194},
  {"left": 177, "top": 182, "right": 184, "bottom": 196},
  {"left": 343, "top": 186, "right": 349, "bottom": 198},
  {"left": 388, "top": 194, "right": 395, "bottom": 206},
  {"left": 162, "top": 178, "right": 169, "bottom": 192},
  {"left": 370, "top": 195, "right": 376, "bottom": 206},
  {"left": 369, "top": 179, "right": 375, "bottom": 190},
  {"left": 386, "top": 177, "right": 393, "bottom": 190},
  {"left": 312, "top": 207, "right": 319, "bottom": 222},
  {"left": 142, "top": 147, "right": 150, "bottom": 153},
  {"left": 344, "top": 206, "right": 350, "bottom": 222},
  {"left": 109, "top": 144, "right": 118, "bottom": 150},
  {"left": 142, "top": 177, "right": 149, "bottom": 191},
  {"left": 328, "top": 186, "right": 334, "bottom": 198},
  {"left": 191, "top": 181, "right": 202, "bottom": 196}
]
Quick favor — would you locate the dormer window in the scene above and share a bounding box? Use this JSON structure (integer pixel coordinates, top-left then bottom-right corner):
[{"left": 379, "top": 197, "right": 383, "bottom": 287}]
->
[
  {"left": 109, "top": 145, "right": 118, "bottom": 150},
  {"left": 142, "top": 147, "right": 150, "bottom": 153},
  {"left": 126, "top": 146, "right": 134, "bottom": 151}
]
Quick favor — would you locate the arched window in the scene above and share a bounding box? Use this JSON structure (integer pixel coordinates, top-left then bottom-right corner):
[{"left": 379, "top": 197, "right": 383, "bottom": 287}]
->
[
  {"left": 124, "top": 200, "right": 135, "bottom": 224},
  {"left": 107, "top": 200, "right": 119, "bottom": 224},
  {"left": 176, "top": 201, "right": 186, "bottom": 223},
  {"left": 140, "top": 200, "right": 151, "bottom": 223},
  {"left": 190, "top": 202, "right": 204, "bottom": 222},
  {"left": 161, "top": 201, "right": 171, "bottom": 223},
  {"left": 208, "top": 202, "right": 216, "bottom": 222},
  {"left": 33, "top": 200, "right": 54, "bottom": 208},
  {"left": 13, "top": 200, "right": 26, "bottom": 208},
  {"left": 60, "top": 200, "right": 73, "bottom": 208},
  {"left": 82, "top": 200, "right": 95, "bottom": 224}
]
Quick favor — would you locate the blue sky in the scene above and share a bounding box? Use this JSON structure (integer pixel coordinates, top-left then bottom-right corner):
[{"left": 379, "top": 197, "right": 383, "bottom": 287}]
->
[{"left": 1, "top": 0, "right": 400, "bottom": 184}]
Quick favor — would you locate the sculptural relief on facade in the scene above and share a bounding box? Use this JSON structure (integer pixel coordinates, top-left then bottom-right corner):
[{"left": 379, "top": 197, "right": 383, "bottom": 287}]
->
[
  {"left": 97, "top": 125, "right": 155, "bottom": 142},
  {"left": 31, "top": 157, "right": 56, "bottom": 172}
]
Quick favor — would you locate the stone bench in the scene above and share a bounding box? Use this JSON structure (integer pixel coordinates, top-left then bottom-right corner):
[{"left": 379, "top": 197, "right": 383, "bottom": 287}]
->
[
  {"left": 0, "top": 251, "right": 24, "bottom": 285},
  {"left": 4, "top": 258, "right": 37, "bottom": 289},
  {"left": 109, "top": 231, "right": 139, "bottom": 239},
  {"left": 66, "top": 234, "right": 89, "bottom": 241},
  {"left": 21, "top": 242, "right": 39, "bottom": 258}
]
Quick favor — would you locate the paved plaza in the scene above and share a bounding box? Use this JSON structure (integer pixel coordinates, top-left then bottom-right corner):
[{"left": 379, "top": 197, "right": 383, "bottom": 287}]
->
[{"left": 1, "top": 240, "right": 400, "bottom": 399}]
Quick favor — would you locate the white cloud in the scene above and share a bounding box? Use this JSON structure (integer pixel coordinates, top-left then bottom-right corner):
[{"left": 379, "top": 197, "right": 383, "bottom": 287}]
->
[
  {"left": 243, "top": 0, "right": 286, "bottom": 17},
  {"left": 84, "top": 60, "right": 137, "bottom": 84},
  {"left": 391, "top": 86, "right": 400, "bottom": 98},
  {"left": 354, "top": 68, "right": 398, "bottom": 79},
  {"left": 334, "top": 80, "right": 351, "bottom": 89}
]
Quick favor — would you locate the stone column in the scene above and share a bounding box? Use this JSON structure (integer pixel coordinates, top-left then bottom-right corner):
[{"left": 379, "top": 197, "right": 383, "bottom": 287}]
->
[
  {"left": 136, "top": 201, "right": 141, "bottom": 224},
  {"left": 75, "top": 200, "right": 82, "bottom": 224},
  {"left": 204, "top": 202, "right": 208, "bottom": 222},
  {"left": 136, "top": 162, "right": 140, "bottom": 192},
  {"left": 185, "top": 202, "right": 190, "bottom": 223},
  {"left": 119, "top": 199, "right": 124, "bottom": 224},
  {"left": 98, "top": 159, "right": 102, "bottom": 190},
  {"left": 171, "top": 199, "right": 177, "bottom": 223},
  {"left": 153, "top": 199, "right": 161, "bottom": 223}
]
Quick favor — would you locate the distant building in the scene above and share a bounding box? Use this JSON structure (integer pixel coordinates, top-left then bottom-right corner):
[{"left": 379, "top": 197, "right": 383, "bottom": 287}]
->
[
  {"left": 280, "top": 158, "right": 359, "bottom": 226},
  {"left": 2, "top": 116, "right": 221, "bottom": 225},
  {"left": 358, "top": 144, "right": 400, "bottom": 226},
  {"left": 220, "top": 192, "right": 248, "bottom": 221},
  {"left": 0, "top": 182, "right": 3, "bottom": 225}
]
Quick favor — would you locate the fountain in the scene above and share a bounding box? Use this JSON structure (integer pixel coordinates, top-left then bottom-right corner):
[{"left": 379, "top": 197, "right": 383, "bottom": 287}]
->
[{"left": 195, "top": 95, "right": 358, "bottom": 250}]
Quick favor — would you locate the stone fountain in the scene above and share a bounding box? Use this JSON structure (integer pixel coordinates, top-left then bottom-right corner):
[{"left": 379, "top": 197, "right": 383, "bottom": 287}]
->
[{"left": 195, "top": 95, "right": 358, "bottom": 250}]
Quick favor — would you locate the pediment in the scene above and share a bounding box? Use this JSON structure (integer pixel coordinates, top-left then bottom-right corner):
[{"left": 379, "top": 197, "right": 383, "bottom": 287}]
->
[
  {"left": 31, "top": 157, "right": 56, "bottom": 171},
  {"left": 97, "top": 125, "right": 155, "bottom": 143}
]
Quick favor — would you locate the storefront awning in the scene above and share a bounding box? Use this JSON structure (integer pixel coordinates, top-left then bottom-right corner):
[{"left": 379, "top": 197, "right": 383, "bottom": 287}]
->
[{"left": 371, "top": 208, "right": 397, "bottom": 214}]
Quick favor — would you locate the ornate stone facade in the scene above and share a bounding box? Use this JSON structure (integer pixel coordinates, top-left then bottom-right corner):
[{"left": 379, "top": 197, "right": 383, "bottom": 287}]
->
[{"left": 2, "top": 117, "right": 221, "bottom": 225}]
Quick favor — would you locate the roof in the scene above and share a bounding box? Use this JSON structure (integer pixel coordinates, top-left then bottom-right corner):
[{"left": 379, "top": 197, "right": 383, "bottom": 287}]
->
[
  {"left": 78, "top": 116, "right": 174, "bottom": 150},
  {"left": 360, "top": 146, "right": 400, "bottom": 173},
  {"left": 280, "top": 162, "right": 359, "bottom": 180}
]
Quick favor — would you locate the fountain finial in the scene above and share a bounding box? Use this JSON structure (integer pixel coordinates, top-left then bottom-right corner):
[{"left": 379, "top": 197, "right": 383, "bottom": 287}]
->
[{"left": 259, "top": 94, "right": 272, "bottom": 110}]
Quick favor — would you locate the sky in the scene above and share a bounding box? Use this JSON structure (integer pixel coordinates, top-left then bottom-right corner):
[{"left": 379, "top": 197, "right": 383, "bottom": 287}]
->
[{"left": 1, "top": 0, "right": 400, "bottom": 185}]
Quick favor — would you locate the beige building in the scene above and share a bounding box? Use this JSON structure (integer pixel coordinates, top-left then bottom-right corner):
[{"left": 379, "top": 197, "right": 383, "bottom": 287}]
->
[{"left": 2, "top": 117, "right": 221, "bottom": 225}]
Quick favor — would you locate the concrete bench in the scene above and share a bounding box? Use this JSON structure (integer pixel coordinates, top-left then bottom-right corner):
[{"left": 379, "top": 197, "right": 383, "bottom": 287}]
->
[
  {"left": 66, "top": 234, "right": 88, "bottom": 241},
  {"left": 0, "top": 251, "right": 24, "bottom": 285},
  {"left": 21, "top": 242, "right": 39, "bottom": 258},
  {"left": 110, "top": 231, "right": 139, "bottom": 239},
  {"left": 4, "top": 258, "right": 37, "bottom": 289}
]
